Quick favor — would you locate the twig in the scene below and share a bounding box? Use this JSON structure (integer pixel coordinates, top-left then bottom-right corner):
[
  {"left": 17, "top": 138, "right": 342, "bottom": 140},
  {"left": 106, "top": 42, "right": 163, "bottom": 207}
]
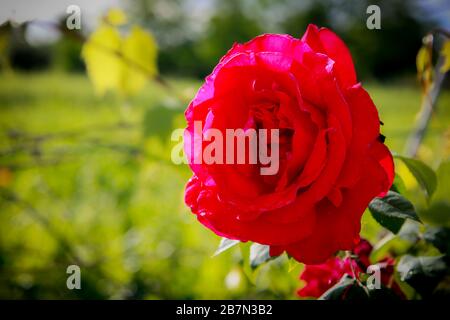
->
[
  {"left": 0, "top": 121, "right": 138, "bottom": 157},
  {"left": 405, "top": 29, "right": 449, "bottom": 157},
  {"left": 345, "top": 251, "right": 359, "bottom": 281}
]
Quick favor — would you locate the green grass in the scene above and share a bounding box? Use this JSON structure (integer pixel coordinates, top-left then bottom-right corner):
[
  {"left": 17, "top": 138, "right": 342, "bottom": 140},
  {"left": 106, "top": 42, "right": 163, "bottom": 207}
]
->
[{"left": 0, "top": 72, "right": 448, "bottom": 299}]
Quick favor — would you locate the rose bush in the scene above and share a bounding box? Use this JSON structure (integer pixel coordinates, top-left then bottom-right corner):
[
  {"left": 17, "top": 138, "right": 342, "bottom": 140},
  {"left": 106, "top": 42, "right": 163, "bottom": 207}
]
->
[
  {"left": 298, "top": 255, "right": 358, "bottom": 298},
  {"left": 297, "top": 254, "right": 359, "bottom": 298},
  {"left": 184, "top": 24, "right": 394, "bottom": 264},
  {"left": 297, "top": 239, "right": 404, "bottom": 298}
]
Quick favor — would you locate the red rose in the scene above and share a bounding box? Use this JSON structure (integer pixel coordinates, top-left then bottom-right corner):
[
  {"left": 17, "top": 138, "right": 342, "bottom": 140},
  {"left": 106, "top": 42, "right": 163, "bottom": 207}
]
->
[
  {"left": 297, "top": 239, "right": 404, "bottom": 298},
  {"left": 184, "top": 24, "right": 394, "bottom": 264},
  {"left": 297, "top": 256, "right": 359, "bottom": 298},
  {"left": 353, "top": 238, "right": 373, "bottom": 269}
]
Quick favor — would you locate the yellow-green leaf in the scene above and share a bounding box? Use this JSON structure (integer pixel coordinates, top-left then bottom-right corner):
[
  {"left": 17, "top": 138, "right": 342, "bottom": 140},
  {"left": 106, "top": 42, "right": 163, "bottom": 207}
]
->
[
  {"left": 82, "top": 24, "right": 158, "bottom": 97},
  {"left": 416, "top": 44, "right": 433, "bottom": 93},
  {"left": 121, "top": 25, "right": 158, "bottom": 95},
  {"left": 81, "top": 25, "right": 122, "bottom": 96},
  {"left": 440, "top": 40, "right": 450, "bottom": 74},
  {"left": 416, "top": 46, "right": 430, "bottom": 74},
  {"left": 288, "top": 257, "right": 298, "bottom": 273}
]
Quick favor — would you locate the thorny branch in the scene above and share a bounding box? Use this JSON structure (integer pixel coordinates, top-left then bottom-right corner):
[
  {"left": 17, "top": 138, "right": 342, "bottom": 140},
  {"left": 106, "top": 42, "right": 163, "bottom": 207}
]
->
[{"left": 405, "top": 30, "right": 449, "bottom": 157}]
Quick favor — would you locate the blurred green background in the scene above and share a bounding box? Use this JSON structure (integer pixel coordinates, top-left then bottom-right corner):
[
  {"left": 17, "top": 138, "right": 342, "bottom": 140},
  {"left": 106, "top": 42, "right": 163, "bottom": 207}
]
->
[{"left": 0, "top": 0, "right": 449, "bottom": 299}]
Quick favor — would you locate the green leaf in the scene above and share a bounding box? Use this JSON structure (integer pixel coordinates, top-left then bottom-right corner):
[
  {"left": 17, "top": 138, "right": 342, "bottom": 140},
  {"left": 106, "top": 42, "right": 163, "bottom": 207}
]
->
[
  {"left": 393, "top": 268, "right": 416, "bottom": 299},
  {"left": 319, "top": 275, "right": 353, "bottom": 300},
  {"left": 213, "top": 237, "right": 240, "bottom": 257},
  {"left": 249, "top": 243, "right": 273, "bottom": 269},
  {"left": 319, "top": 275, "right": 369, "bottom": 300},
  {"left": 370, "top": 210, "right": 404, "bottom": 234},
  {"left": 423, "top": 226, "right": 450, "bottom": 255},
  {"left": 369, "top": 191, "right": 420, "bottom": 233},
  {"left": 397, "top": 255, "right": 448, "bottom": 297},
  {"left": 395, "top": 156, "right": 437, "bottom": 199},
  {"left": 391, "top": 173, "right": 407, "bottom": 194}
]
